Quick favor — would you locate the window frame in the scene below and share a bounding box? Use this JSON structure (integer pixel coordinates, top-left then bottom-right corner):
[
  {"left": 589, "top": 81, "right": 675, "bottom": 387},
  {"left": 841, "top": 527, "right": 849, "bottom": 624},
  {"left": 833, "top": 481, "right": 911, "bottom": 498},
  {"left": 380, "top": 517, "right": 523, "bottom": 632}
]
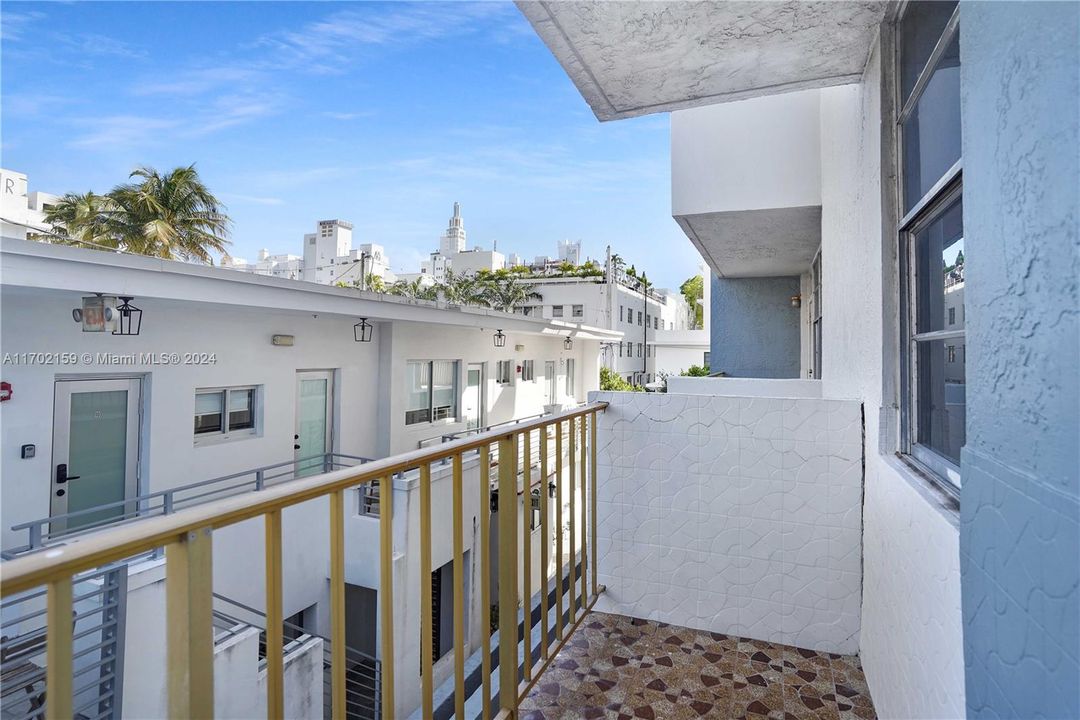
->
[
  {"left": 571, "top": 304, "right": 584, "bottom": 318},
  {"left": 405, "top": 360, "right": 460, "bottom": 426},
  {"left": 521, "top": 359, "right": 535, "bottom": 382},
  {"left": 894, "top": 3, "right": 965, "bottom": 497},
  {"left": 565, "top": 358, "right": 576, "bottom": 397},
  {"left": 193, "top": 385, "right": 260, "bottom": 445},
  {"left": 496, "top": 359, "right": 513, "bottom": 386}
]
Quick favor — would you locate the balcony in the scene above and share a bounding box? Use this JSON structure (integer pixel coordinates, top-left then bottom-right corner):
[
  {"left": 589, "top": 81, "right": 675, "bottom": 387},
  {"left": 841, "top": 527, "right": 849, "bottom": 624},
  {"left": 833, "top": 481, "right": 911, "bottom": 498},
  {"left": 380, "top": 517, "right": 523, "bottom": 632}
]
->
[{"left": 1, "top": 392, "right": 877, "bottom": 719}]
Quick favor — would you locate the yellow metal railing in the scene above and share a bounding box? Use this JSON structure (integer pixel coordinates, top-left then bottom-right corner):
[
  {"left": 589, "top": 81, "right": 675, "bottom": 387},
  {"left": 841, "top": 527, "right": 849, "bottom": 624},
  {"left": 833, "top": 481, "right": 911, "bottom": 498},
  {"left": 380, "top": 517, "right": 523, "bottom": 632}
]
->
[{"left": 0, "top": 401, "right": 607, "bottom": 719}]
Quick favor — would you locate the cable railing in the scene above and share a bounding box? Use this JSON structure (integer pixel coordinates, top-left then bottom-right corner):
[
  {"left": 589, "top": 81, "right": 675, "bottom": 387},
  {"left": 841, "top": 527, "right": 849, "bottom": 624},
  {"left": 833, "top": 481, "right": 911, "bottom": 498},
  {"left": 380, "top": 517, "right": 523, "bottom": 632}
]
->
[
  {"left": 8, "top": 452, "right": 372, "bottom": 553},
  {"left": 0, "top": 401, "right": 606, "bottom": 719},
  {"left": 211, "top": 593, "right": 381, "bottom": 719}
]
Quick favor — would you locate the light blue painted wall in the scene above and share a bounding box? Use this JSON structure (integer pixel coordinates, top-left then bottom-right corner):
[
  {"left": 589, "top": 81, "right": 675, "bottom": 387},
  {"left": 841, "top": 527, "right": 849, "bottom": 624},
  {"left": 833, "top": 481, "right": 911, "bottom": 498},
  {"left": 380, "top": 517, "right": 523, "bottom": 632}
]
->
[
  {"left": 710, "top": 275, "right": 801, "bottom": 378},
  {"left": 959, "top": 2, "right": 1079, "bottom": 718}
]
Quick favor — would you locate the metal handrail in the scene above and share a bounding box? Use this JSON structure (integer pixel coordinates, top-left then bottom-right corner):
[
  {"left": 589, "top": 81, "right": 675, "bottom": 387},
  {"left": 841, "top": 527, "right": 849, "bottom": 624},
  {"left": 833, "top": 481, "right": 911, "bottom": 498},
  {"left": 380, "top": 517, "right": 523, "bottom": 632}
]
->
[
  {"left": 0, "top": 400, "right": 607, "bottom": 720},
  {"left": 8, "top": 452, "right": 372, "bottom": 552}
]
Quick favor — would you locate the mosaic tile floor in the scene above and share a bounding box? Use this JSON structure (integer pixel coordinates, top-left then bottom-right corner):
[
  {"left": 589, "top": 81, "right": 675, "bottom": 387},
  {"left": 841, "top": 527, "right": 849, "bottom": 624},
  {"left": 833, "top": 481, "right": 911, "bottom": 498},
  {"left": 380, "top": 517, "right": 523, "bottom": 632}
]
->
[{"left": 520, "top": 612, "right": 876, "bottom": 720}]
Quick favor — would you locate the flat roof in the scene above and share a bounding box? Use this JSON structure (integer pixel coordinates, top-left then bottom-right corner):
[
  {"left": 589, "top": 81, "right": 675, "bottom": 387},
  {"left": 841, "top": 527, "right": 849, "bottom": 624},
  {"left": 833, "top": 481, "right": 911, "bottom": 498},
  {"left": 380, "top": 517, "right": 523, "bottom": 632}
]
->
[{"left": 0, "top": 238, "right": 623, "bottom": 341}]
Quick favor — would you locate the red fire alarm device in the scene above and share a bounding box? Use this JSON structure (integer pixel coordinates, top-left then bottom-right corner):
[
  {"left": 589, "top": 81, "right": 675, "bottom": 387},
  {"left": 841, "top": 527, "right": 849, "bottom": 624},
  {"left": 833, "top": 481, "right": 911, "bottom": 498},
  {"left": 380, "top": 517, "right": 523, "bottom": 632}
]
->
[{"left": 0, "top": 382, "right": 11, "bottom": 402}]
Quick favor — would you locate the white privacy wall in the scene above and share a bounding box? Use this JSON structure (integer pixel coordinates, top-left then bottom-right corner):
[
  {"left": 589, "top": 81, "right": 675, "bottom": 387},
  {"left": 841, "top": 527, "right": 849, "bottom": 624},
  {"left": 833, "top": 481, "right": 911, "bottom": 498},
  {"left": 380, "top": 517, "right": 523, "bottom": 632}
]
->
[{"left": 591, "top": 391, "right": 863, "bottom": 654}]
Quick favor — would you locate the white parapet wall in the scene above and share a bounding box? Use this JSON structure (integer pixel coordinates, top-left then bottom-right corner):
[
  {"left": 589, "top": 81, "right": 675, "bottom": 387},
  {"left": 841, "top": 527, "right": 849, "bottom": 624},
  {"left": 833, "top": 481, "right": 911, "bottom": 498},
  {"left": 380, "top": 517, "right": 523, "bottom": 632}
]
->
[
  {"left": 666, "top": 376, "right": 824, "bottom": 399},
  {"left": 590, "top": 390, "right": 862, "bottom": 654}
]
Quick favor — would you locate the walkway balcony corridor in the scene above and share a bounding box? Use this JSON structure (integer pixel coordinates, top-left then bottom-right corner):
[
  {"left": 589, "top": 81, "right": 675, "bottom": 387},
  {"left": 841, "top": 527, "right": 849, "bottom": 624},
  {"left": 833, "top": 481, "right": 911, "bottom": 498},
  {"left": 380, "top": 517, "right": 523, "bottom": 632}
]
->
[{"left": 1, "top": 392, "right": 876, "bottom": 719}]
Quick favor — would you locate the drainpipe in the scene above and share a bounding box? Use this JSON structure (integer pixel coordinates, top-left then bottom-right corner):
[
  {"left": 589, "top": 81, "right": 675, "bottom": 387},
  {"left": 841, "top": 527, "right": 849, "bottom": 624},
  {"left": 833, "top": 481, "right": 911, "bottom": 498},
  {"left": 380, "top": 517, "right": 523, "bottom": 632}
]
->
[{"left": 642, "top": 273, "right": 648, "bottom": 380}]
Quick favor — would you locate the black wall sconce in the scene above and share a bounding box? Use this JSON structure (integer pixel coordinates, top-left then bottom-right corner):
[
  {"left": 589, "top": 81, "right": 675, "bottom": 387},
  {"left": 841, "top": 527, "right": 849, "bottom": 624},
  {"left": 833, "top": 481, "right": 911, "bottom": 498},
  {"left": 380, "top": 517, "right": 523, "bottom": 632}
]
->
[
  {"left": 493, "top": 329, "right": 506, "bottom": 347},
  {"left": 113, "top": 296, "right": 142, "bottom": 336},
  {"left": 563, "top": 335, "right": 573, "bottom": 350},
  {"left": 354, "top": 318, "right": 373, "bottom": 342}
]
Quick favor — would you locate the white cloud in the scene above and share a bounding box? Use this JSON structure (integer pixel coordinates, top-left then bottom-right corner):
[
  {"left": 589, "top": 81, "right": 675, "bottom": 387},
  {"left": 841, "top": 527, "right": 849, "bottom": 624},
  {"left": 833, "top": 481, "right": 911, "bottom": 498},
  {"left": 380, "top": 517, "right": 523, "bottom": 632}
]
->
[{"left": 221, "top": 193, "right": 284, "bottom": 206}]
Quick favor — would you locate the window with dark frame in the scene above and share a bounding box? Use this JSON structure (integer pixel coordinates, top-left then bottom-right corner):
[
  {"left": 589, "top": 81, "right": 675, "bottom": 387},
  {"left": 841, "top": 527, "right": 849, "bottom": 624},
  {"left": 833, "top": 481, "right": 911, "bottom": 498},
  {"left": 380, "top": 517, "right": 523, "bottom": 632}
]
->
[
  {"left": 522, "top": 360, "right": 535, "bottom": 381},
  {"left": 405, "top": 360, "right": 459, "bottom": 425},
  {"left": 897, "top": 0, "right": 964, "bottom": 492},
  {"left": 194, "top": 386, "right": 257, "bottom": 439}
]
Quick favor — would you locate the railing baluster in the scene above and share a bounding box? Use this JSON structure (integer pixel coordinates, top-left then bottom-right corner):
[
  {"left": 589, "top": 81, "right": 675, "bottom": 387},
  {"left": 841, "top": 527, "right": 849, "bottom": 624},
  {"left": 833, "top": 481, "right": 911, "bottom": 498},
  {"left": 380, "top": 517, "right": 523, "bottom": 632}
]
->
[
  {"left": 568, "top": 415, "right": 577, "bottom": 625},
  {"left": 419, "top": 465, "right": 434, "bottom": 719},
  {"left": 580, "top": 412, "right": 588, "bottom": 605},
  {"left": 46, "top": 577, "right": 74, "bottom": 720},
  {"left": 539, "top": 425, "right": 550, "bottom": 661},
  {"left": 379, "top": 474, "right": 395, "bottom": 719},
  {"left": 452, "top": 453, "right": 466, "bottom": 720},
  {"left": 590, "top": 411, "right": 599, "bottom": 596},
  {"left": 265, "top": 511, "right": 284, "bottom": 719},
  {"left": 522, "top": 430, "right": 533, "bottom": 683},
  {"left": 330, "top": 490, "right": 347, "bottom": 720},
  {"left": 554, "top": 421, "right": 564, "bottom": 641},
  {"left": 166, "top": 527, "right": 214, "bottom": 718},
  {"left": 497, "top": 433, "right": 519, "bottom": 715},
  {"left": 479, "top": 446, "right": 492, "bottom": 720}
]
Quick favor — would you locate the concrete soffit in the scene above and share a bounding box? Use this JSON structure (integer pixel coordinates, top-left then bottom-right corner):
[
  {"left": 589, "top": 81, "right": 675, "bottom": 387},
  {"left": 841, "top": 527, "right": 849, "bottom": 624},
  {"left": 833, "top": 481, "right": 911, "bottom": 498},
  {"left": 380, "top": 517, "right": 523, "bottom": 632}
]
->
[{"left": 516, "top": 0, "right": 887, "bottom": 121}]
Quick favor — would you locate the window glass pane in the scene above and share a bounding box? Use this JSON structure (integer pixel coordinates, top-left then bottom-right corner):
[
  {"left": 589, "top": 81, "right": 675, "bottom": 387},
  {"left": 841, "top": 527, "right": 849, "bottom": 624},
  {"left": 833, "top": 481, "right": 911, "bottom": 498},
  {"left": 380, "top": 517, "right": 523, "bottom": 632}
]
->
[
  {"left": 916, "top": 339, "right": 965, "bottom": 464},
  {"left": 228, "top": 388, "right": 255, "bottom": 431},
  {"left": 406, "top": 362, "right": 431, "bottom": 424},
  {"left": 431, "top": 361, "right": 457, "bottom": 420},
  {"left": 899, "top": 0, "right": 958, "bottom": 101},
  {"left": 902, "top": 33, "right": 963, "bottom": 211},
  {"left": 194, "top": 391, "right": 224, "bottom": 434},
  {"left": 915, "top": 195, "right": 964, "bottom": 335},
  {"left": 902, "top": 33, "right": 961, "bottom": 211}
]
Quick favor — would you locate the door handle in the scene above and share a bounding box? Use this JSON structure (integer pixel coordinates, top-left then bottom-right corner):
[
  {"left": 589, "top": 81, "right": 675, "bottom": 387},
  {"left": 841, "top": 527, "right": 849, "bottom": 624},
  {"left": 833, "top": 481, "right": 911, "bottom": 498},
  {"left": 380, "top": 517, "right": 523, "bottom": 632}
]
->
[
  {"left": 294, "top": 444, "right": 301, "bottom": 450},
  {"left": 56, "top": 463, "right": 81, "bottom": 484}
]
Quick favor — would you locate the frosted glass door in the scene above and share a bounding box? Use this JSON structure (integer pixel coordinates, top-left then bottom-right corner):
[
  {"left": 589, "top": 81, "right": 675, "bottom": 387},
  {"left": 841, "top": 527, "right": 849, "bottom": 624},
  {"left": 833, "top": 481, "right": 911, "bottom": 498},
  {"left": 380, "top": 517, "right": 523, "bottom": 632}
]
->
[
  {"left": 51, "top": 379, "right": 141, "bottom": 532},
  {"left": 464, "top": 366, "right": 483, "bottom": 430},
  {"left": 295, "top": 372, "right": 333, "bottom": 477}
]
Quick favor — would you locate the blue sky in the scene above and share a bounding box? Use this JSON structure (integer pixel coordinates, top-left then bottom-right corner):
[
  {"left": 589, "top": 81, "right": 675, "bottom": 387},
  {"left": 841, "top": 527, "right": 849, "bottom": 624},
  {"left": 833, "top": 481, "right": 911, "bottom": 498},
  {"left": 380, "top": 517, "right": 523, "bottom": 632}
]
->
[{"left": 1, "top": 1, "right": 704, "bottom": 289}]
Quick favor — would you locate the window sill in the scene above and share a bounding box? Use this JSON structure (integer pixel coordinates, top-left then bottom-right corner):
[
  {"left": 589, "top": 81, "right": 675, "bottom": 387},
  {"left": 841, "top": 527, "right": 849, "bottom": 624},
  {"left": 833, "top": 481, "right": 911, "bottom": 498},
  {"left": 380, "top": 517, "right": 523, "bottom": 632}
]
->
[
  {"left": 194, "top": 430, "right": 259, "bottom": 448},
  {"left": 880, "top": 452, "right": 960, "bottom": 530}
]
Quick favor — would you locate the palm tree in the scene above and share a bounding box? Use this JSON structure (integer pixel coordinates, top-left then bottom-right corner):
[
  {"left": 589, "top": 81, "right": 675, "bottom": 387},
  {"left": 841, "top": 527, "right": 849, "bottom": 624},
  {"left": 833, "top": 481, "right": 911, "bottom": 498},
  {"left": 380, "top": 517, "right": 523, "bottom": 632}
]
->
[
  {"left": 40, "top": 165, "right": 231, "bottom": 264},
  {"left": 40, "top": 192, "right": 120, "bottom": 249},
  {"left": 442, "top": 270, "right": 488, "bottom": 306},
  {"left": 109, "top": 166, "right": 230, "bottom": 263},
  {"left": 482, "top": 275, "right": 543, "bottom": 312}
]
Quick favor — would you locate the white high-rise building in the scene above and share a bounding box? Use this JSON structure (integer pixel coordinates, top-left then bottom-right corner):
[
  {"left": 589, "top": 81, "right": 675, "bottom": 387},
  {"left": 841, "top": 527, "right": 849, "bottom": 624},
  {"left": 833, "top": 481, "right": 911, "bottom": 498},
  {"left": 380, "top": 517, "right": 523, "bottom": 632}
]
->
[
  {"left": 557, "top": 239, "right": 581, "bottom": 265},
  {"left": 303, "top": 219, "right": 353, "bottom": 283},
  {"left": 1, "top": 169, "right": 59, "bottom": 241},
  {"left": 439, "top": 202, "right": 467, "bottom": 256}
]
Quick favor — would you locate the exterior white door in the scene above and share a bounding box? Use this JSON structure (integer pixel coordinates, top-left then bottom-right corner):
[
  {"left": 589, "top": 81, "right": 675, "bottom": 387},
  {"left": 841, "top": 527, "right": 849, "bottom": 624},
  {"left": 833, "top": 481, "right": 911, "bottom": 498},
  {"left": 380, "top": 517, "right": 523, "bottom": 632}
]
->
[
  {"left": 545, "top": 361, "right": 556, "bottom": 405},
  {"left": 295, "top": 371, "right": 334, "bottom": 477},
  {"left": 464, "top": 363, "right": 484, "bottom": 430},
  {"left": 51, "top": 378, "right": 141, "bottom": 532}
]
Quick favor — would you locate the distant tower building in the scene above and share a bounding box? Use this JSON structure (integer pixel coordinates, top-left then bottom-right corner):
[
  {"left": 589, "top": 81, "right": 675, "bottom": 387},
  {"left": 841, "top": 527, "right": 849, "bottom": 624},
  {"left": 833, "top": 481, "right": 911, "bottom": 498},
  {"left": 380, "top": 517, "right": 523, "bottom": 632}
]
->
[
  {"left": 302, "top": 219, "right": 353, "bottom": 283},
  {"left": 439, "top": 202, "right": 467, "bottom": 256},
  {"left": 558, "top": 239, "right": 582, "bottom": 265}
]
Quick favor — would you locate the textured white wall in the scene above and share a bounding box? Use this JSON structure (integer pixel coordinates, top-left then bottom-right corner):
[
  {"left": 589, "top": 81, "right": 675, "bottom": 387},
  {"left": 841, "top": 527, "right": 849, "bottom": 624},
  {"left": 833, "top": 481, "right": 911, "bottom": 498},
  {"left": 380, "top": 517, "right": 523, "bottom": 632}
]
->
[
  {"left": 592, "top": 390, "right": 862, "bottom": 654},
  {"left": 818, "top": 35, "right": 966, "bottom": 718},
  {"left": 672, "top": 89, "right": 822, "bottom": 216}
]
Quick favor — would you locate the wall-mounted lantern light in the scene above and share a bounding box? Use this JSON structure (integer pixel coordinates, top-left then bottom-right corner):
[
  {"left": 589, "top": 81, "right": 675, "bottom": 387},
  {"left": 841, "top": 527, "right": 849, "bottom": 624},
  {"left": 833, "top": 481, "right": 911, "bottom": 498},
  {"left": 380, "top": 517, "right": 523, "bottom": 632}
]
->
[
  {"left": 563, "top": 335, "right": 573, "bottom": 350},
  {"left": 354, "top": 318, "right": 373, "bottom": 343},
  {"left": 790, "top": 295, "right": 802, "bottom": 309},
  {"left": 112, "top": 296, "right": 142, "bottom": 336},
  {"left": 493, "top": 329, "right": 506, "bottom": 348}
]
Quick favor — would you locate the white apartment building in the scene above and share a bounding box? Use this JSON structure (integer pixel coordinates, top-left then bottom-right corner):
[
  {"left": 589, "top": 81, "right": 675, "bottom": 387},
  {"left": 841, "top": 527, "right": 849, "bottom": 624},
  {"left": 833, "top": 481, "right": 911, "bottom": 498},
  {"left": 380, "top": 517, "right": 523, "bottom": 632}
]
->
[
  {"left": 518, "top": 248, "right": 696, "bottom": 384},
  {"left": 0, "top": 168, "right": 59, "bottom": 241},
  {"left": 301, "top": 220, "right": 394, "bottom": 287},
  {"left": 221, "top": 248, "right": 304, "bottom": 280},
  {"left": 0, "top": 235, "right": 619, "bottom": 717}
]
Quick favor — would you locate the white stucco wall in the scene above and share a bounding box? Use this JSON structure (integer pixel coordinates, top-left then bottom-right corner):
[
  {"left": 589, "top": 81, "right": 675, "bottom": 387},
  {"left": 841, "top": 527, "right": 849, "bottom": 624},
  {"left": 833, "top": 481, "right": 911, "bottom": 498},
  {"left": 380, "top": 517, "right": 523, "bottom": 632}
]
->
[
  {"left": 592, "top": 391, "right": 863, "bottom": 654},
  {"left": 672, "top": 89, "right": 823, "bottom": 217},
  {"left": 666, "top": 376, "right": 823, "bottom": 399},
  {"left": 817, "top": 37, "right": 966, "bottom": 719}
]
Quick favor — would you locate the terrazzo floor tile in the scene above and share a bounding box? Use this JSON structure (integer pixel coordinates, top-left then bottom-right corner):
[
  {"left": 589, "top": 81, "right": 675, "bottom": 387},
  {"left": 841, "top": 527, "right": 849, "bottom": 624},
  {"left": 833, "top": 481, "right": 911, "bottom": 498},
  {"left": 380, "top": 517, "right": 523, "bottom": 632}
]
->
[{"left": 519, "top": 611, "right": 876, "bottom": 719}]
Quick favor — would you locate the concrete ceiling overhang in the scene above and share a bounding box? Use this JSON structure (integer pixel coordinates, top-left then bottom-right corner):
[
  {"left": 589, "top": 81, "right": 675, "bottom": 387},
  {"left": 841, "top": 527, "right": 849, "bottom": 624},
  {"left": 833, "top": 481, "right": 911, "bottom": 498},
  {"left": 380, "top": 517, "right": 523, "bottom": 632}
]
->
[
  {"left": 516, "top": 1, "right": 886, "bottom": 121},
  {"left": 677, "top": 206, "right": 822, "bottom": 278}
]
